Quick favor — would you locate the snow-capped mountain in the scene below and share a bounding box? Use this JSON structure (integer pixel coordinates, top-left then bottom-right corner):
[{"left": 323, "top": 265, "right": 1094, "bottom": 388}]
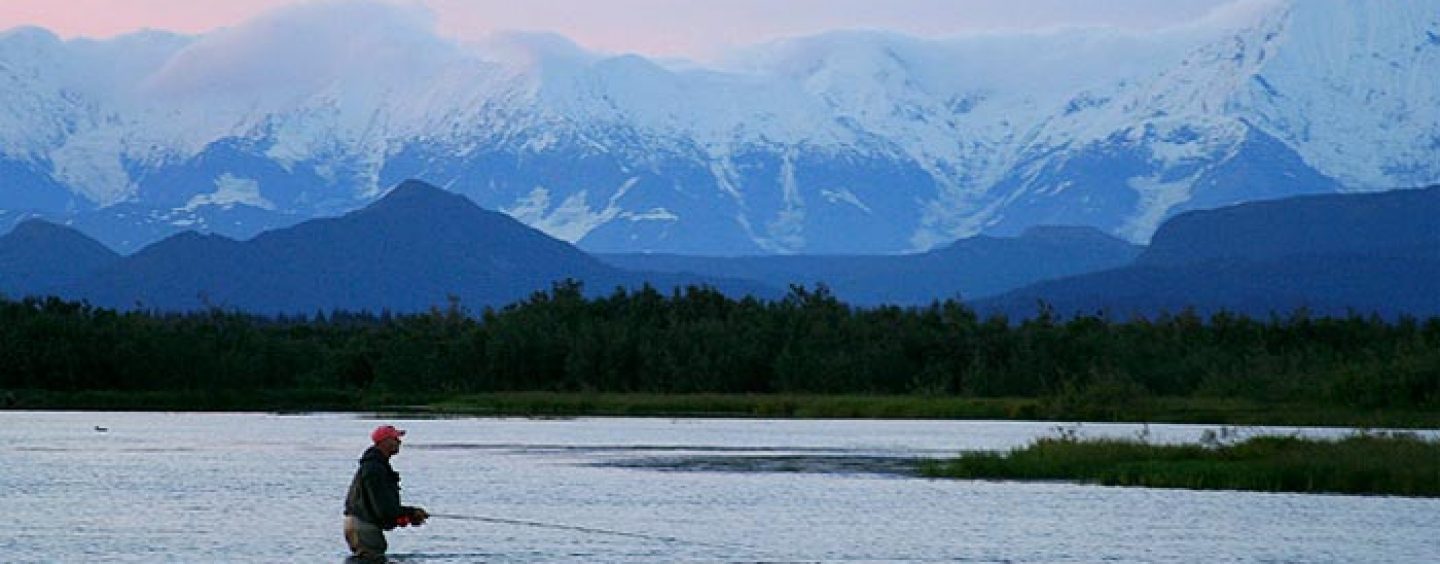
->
[{"left": 1, "top": 0, "right": 1437, "bottom": 255}]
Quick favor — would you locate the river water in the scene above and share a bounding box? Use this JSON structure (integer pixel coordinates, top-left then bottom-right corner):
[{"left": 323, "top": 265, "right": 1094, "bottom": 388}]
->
[{"left": 2, "top": 411, "right": 1435, "bottom": 563}]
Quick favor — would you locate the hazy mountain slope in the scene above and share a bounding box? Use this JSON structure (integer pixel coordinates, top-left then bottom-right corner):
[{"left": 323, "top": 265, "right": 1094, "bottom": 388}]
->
[
  {"left": 600, "top": 226, "right": 1140, "bottom": 306},
  {"left": 1139, "top": 185, "right": 1440, "bottom": 265},
  {"left": 975, "top": 187, "right": 1440, "bottom": 319}
]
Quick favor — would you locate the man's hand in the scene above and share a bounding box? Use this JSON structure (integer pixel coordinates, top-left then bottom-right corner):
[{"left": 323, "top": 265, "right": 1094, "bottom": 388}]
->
[{"left": 409, "top": 507, "right": 429, "bottom": 526}]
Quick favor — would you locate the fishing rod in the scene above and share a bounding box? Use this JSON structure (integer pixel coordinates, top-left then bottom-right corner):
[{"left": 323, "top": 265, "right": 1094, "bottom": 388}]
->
[{"left": 427, "top": 512, "right": 759, "bottom": 554}]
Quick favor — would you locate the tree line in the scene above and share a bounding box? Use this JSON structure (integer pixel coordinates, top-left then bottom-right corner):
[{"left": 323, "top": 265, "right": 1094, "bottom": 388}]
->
[{"left": 1, "top": 281, "right": 1436, "bottom": 410}]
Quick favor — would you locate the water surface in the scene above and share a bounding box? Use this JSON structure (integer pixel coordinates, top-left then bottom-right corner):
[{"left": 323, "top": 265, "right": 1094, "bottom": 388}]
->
[{"left": 2, "top": 412, "right": 1435, "bottom": 562}]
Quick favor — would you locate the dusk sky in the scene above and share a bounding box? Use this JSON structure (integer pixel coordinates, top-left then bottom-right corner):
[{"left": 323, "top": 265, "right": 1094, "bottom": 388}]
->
[{"left": 3, "top": 0, "right": 1241, "bottom": 60}]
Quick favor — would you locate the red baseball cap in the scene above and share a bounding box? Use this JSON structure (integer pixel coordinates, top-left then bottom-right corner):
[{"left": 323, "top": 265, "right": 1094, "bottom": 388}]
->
[{"left": 371, "top": 425, "right": 406, "bottom": 443}]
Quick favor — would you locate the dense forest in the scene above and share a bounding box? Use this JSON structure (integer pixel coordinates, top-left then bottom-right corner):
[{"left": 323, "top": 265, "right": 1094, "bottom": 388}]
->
[{"left": 1, "top": 281, "right": 1436, "bottom": 415}]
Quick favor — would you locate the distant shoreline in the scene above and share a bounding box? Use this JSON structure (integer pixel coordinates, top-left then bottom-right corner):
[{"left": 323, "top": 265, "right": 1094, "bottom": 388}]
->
[{"left": 4, "top": 390, "right": 1437, "bottom": 429}]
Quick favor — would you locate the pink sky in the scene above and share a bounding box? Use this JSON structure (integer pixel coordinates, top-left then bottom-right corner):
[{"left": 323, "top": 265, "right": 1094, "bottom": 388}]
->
[{"left": 1, "top": 0, "right": 1234, "bottom": 59}]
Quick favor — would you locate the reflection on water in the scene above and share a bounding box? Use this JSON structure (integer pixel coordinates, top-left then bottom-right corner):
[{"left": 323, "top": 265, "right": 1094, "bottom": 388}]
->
[{"left": 3, "top": 412, "right": 1437, "bottom": 563}]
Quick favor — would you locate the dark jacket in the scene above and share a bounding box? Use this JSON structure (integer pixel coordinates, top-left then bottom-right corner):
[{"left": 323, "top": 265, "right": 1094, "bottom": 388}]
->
[{"left": 344, "top": 446, "right": 409, "bottom": 530}]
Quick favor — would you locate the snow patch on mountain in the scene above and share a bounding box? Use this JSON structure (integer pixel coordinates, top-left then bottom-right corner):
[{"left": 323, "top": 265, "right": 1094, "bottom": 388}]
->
[
  {"left": 185, "top": 174, "right": 274, "bottom": 211},
  {"left": 50, "top": 129, "right": 136, "bottom": 207},
  {"left": 501, "top": 176, "right": 680, "bottom": 243},
  {"left": 505, "top": 187, "right": 608, "bottom": 243},
  {"left": 820, "top": 188, "right": 872, "bottom": 214}
]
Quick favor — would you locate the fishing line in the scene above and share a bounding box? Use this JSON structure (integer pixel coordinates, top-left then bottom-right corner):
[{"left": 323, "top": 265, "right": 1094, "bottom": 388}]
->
[{"left": 427, "top": 512, "right": 765, "bottom": 555}]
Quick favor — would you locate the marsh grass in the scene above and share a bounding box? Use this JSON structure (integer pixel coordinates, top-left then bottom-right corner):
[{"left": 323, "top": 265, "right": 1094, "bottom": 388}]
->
[{"left": 923, "top": 433, "right": 1440, "bottom": 497}]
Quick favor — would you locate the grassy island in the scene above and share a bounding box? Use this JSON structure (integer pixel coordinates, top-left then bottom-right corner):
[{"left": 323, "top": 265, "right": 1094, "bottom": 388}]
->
[{"left": 921, "top": 432, "right": 1440, "bottom": 497}]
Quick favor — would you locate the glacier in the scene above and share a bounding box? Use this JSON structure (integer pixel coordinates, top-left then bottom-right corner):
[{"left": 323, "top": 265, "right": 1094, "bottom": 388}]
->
[{"left": 0, "top": 0, "right": 1436, "bottom": 255}]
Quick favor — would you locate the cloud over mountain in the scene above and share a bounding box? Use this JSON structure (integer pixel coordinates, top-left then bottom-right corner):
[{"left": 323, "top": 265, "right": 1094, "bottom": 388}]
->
[{"left": 142, "top": 1, "right": 448, "bottom": 102}]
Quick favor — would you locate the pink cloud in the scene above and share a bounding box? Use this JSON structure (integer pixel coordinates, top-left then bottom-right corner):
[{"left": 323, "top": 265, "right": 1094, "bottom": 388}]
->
[
  {"left": 2, "top": 0, "right": 1235, "bottom": 59},
  {"left": 0, "top": 0, "right": 301, "bottom": 37}
]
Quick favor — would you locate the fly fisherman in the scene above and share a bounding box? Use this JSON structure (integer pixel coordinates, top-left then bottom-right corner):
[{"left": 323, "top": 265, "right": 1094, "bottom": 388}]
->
[{"left": 343, "top": 424, "right": 429, "bottom": 562}]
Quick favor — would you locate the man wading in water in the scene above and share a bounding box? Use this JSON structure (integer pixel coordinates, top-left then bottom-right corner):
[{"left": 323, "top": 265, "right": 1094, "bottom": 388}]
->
[{"left": 344, "top": 425, "right": 429, "bottom": 562}]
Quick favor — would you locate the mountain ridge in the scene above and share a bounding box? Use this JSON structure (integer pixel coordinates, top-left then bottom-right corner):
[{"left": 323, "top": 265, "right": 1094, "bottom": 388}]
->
[
  {"left": 0, "top": 218, "right": 121, "bottom": 297},
  {"left": 0, "top": 0, "right": 1436, "bottom": 254},
  {"left": 1, "top": 183, "right": 1431, "bottom": 319}
]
